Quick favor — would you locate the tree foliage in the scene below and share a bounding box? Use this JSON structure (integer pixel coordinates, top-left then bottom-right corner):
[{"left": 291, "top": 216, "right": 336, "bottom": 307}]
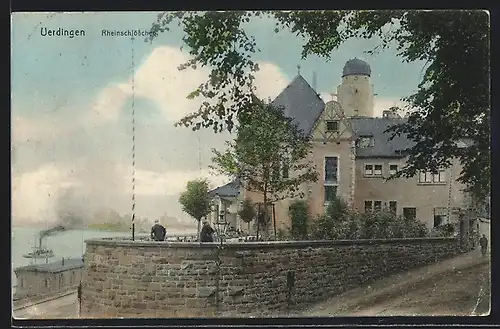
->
[
  {"left": 147, "top": 10, "right": 490, "bottom": 201},
  {"left": 210, "top": 102, "right": 319, "bottom": 211},
  {"left": 288, "top": 200, "right": 309, "bottom": 240},
  {"left": 178, "top": 179, "right": 212, "bottom": 241},
  {"left": 238, "top": 198, "right": 256, "bottom": 232},
  {"left": 309, "top": 196, "right": 428, "bottom": 240}
]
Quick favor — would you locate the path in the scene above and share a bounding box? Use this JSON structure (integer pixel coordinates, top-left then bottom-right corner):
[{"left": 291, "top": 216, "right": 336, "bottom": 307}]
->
[
  {"left": 13, "top": 292, "right": 79, "bottom": 319},
  {"left": 295, "top": 249, "right": 490, "bottom": 317}
]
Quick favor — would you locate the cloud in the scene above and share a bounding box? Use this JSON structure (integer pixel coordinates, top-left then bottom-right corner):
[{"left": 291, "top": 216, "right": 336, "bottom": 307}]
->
[
  {"left": 134, "top": 167, "right": 230, "bottom": 197},
  {"left": 11, "top": 163, "right": 80, "bottom": 223},
  {"left": 88, "top": 46, "right": 290, "bottom": 125},
  {"left": 11, "top": 45, "right": 289, "bottom": 223},
  {"left": 88, "top": 83, "right": 130, "bottom": 124},
  {"left": 373, "top": 97, "right": 410, "bottom": 117},
  {"left": 12, "top": 113, "right": 79, "bottom": 144}
]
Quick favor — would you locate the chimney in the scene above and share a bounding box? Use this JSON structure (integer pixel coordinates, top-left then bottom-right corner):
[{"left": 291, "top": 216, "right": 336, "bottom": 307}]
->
[{"left": 312, "top": 71, "right": 317, "bottom": 92}]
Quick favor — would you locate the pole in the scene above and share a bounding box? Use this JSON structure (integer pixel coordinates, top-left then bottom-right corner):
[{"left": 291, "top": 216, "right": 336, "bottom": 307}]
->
[
  {"left": 272, "top": 203, "right": 277, "bottom": 240},
  {"left": 132, "top": 222, "right": 135, "bottom": 241},
  {"left": 78, "top": 282, "right": 82, "bottom": 318}
]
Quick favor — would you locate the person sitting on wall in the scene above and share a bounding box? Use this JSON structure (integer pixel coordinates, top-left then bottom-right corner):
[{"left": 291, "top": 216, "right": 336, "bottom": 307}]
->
[
  {"left": 200, "top": 221, "right": 215, "bottom": 242},
  {"left": 151, "top": 219, "right": 166, "bottom": 241}
]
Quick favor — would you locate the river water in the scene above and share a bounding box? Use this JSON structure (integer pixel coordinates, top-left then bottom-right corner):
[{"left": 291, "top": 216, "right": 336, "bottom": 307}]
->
[{"left": 11, "top": 226, "right": 196, "bottom": 294}]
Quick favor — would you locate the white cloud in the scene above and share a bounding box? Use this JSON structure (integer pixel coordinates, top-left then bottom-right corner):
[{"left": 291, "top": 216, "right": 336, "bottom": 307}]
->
[
  {"left": 12, "top": 114, "right": 78, "bottom": 144},
  {"left": 373, "top": 97, "right": 410, "bottom": 117},
  {"left": 133, "top": 167, "right": 230, "bottom": 197},
  {"left": 253, "top": 61, "right": 289, "bottom": 100},
  {"left": 88, "top": 83, "right": 130, "bottom": 124},
  {"left": 11, "top": 163, "right": 80, "bottom": 223},
  {"left": 11, "top": 45, "right": 289, "bottom": 223},
  {"left": 88, "top": 46, "right": 290, "bottom": 124}
]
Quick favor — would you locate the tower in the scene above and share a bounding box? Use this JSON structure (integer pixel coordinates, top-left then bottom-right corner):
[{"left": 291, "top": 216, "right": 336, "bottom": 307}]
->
[{"left": 336, "top": 58, "right": 375, "bottom": 118}]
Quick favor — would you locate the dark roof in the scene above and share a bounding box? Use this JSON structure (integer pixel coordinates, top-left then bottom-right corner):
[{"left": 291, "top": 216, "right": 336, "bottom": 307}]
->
[
  {"left": 14, "top": 257, "right": 83, "bottom": 274},
  {"left": 343, "top": 58, "right": 371, "bottom": 77},
  {"left": 271, "top": 74, "right": 325, "bottom": 135},
  {"left": 270, "top": 74, "right": 413, "bottom": 158},
  {"left": 348, "top": 117, "right": 415, "bottom": 158},
  {"left": 208, "top": 178, "right": 241, "bottom": 198}
]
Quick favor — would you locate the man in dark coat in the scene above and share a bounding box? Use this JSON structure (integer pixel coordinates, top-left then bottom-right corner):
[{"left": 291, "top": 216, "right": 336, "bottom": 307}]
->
[
  {"left": 200, "top": 221, "right": 215, "bottom": 242},
  {"left": 151, "top": 220, "right": 166, "bottom": 241},
  {"left": 479, "top": 234, "right": 488, "bottom": 257}
]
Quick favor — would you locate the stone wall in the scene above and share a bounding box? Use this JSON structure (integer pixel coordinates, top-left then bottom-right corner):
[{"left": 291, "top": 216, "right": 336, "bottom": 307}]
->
[{"left": 82, "top": 237, "right": 461, "bottom": 317}]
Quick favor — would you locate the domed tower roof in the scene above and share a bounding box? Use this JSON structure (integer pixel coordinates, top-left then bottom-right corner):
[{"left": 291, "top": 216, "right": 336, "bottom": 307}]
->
[{"left": 342, "top": 58, "right": 371, "bottom": 77}]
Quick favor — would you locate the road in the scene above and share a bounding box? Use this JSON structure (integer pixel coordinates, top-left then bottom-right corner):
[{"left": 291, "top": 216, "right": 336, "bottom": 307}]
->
[
  {"left": 13, "top": 292, "right": 79, "bottom": 319},
  {"left": 296, "top": 249, "right": 490, "bottom": 317}
]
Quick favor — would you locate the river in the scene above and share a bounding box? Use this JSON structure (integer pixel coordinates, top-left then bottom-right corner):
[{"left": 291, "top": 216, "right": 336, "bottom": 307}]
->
[{"left": 11, "top": 226, "right": 196, "bottom": 294}]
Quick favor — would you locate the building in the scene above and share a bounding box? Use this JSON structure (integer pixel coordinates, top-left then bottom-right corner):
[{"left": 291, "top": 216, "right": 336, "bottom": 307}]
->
[
  {"left": 207, "top": 179, "right": 242, "bottom": 230},
  {"left": 13, "top": 257, "right": 84, "bottom": 302},
  {"left": 209, "top": 58, "right": 473, "bottom": 234}
]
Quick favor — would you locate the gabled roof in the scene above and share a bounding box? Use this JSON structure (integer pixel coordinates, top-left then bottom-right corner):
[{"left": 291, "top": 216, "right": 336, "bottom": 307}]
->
[
  {"left": 15, "top": 257, "right": 83, "bottom": 274},
  {"left": 348, "top": 117, "right": 415, "bottom": 158},
  {"left": 271, "top": 74, "right": 325, "bottom": 135},
  {"left": 270, "top": 74, "right": 414, "bottom": 158},
  {"left": 208, "top": 178, "right": 241, "bottom": 199}
]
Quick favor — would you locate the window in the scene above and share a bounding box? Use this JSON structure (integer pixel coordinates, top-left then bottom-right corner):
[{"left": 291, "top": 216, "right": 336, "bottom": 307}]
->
[
  {"left": 326, "top": 120, "right": 339, "bottom": 132},
  {"left": 389, "top": 165, "right": 398, "bottom": 176},
  {"left": 272, "top": 163, "right": 280, "bottom": 182},
  {"left": 70, "top": 271, "right": 75, "bottom": 285},
  {"left": 324, "top": 185, "right": 338, "bottom": 203},
  {"left": 434, "top": 215, "right": 443, "bottom": 228},
  {"left": 365, "top": 164, "right": 383, "bottom": 177},
  {"left": 324, "top": 156, "right": 339, "bottom": 204},
  {"left": 59, "top": 274, "right": 64, "bottom": 287},
  {"left": 282, "top": 163, "right": 289, "bottom": 179},
  {"left": 44, "top": 279, "right": 48, "bottom": 288},
  {"left": 403, "top": 207, "right": 417, "bottom": 220},
  {"left": 364, "top": 200, "right": 383, "bottom": 213},
  {"left": 324, "top": 157, "right": 338, "bottom": 183},
  {"left": 364, "top": 164, "right": 373, "bottom": 176},
  {"left": 20, "top": 278, "right": 23, "bottom": 288},
  {"left": 419, "top": 170, "right": 447, "bottom": 184},
  {"left": 389, "top": 201, "right": 397, "bottom": 214},
  {"left": 358, "top": 137, "right": 374, "bottom": 148},
  {"left": 364, "top": 201, "right": 373, "bottom": 213}
]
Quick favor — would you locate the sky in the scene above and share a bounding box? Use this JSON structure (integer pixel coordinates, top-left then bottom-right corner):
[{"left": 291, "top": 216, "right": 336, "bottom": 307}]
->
[{"left": 11, "top": 12, "right": 426, "bottom": 225}]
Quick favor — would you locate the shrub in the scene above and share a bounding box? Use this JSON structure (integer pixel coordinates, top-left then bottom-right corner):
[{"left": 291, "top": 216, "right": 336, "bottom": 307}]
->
[
  {"left": 309, "top": 196, "right": 429, "bottom": 240},
  {"left": 289, "top": 200, "right": 309, "bottom": 240}
]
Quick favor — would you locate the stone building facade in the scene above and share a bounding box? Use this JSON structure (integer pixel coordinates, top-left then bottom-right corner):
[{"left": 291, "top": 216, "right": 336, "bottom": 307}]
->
[
  {"left": 81, "top": 237, "right": 462, "bottom": 317},
  {"left": 209, "top": 58, "right": 474, "bottom": 234}
]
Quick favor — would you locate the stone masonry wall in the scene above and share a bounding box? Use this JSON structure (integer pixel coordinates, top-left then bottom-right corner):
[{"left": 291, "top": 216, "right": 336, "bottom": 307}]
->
[{"left": 82, "top": 237, "right": 461, "bottom": 317}]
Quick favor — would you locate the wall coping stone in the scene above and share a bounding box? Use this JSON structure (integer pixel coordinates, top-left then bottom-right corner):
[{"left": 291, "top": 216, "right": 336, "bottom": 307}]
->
[{"left": 85, "top": 237, "right": 459, "bottom": 249}]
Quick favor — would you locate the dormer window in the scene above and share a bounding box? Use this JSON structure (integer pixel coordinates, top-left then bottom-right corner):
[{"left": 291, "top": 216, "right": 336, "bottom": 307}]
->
[
  {"left": 358, "top": 136, "right": 374, "bottom": 148},
  {"left": 325, "top": 120, "right": 339, "bottom": 132}
]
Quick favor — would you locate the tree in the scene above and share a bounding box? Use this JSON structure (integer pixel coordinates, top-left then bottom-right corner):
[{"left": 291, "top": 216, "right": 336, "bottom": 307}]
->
[
  {"left": 178, "top": 179, "right": 212, "bottom": 242},
  {"left": 238, "top": 198, "right": 256, "bottom": 233},
  {"left": 210, "top": 103, "right": 319, "bottom": 239},
  {"left": 146, "top": 10, "right": 490, "bottom": 202},
  {"left": 289, "top": 200, "right": 309, "bottom": 240}
]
